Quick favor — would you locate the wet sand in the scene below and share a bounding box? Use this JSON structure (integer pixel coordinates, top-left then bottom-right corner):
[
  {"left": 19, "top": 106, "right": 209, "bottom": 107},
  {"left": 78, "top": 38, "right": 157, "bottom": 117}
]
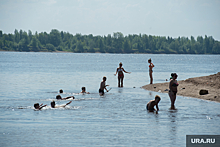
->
[{"left": 142, "top": 72, "right": 220, "bottom": 102}]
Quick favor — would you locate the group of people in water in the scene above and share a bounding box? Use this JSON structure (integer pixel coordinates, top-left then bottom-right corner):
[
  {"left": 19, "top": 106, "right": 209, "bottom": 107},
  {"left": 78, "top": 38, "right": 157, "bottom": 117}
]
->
[
  {"left": 34, "top": 59, "right": 179, "bottom": 111},
  {"left": 34, "top": 87, "right": 88, "bottom": 110}
]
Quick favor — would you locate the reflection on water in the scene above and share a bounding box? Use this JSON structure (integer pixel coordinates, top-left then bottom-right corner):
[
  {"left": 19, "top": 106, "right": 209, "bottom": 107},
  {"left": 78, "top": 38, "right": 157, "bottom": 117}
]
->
[
  {"left": 118, "top": 88, "right": 124, "bottom": 93},
  {"left": 0, "top": 52, "right": 220, "bottom": 146}
]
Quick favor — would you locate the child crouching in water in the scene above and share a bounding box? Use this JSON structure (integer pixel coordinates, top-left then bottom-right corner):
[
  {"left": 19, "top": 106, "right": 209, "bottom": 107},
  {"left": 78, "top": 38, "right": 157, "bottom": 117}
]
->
[{"left": 146, "top": 95, "right": 161, "bottom": 112}]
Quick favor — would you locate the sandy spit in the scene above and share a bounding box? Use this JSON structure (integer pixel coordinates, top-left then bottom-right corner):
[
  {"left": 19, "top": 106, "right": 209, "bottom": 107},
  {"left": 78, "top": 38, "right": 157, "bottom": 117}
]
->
[{"left": 142, "top": 72, "right": 220, "bottom": 103}]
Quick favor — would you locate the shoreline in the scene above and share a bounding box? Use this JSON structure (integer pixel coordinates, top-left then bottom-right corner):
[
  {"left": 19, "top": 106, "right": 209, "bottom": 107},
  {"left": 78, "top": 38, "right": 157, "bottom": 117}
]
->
[
  {"left": 142, "top": 72, "right": 220, "bottom": 103},
  {"left": 1, "top": 50, "right": 219, "bottom": 55}
]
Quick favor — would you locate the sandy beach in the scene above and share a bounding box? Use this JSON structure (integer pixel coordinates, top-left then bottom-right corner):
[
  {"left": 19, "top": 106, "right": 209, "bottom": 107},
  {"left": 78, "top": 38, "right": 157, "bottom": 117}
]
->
[{"left": 142, "top": 72, "right": 220, "bottom": 103}]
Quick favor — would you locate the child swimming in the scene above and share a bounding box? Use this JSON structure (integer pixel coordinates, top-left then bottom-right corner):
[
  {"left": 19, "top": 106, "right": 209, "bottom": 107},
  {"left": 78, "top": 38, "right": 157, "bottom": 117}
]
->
[
  {"left": 34, "top": 103, "right": 47, "bottom": 110},
  {"left": 51, "top": 101, "right": 72, "bottom": 108}
]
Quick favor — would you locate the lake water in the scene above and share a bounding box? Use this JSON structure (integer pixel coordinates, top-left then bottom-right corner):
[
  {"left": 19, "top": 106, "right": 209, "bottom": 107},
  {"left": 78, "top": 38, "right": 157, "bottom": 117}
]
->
[{"left": 0, "top": 52, "right": 219, "bottom": 146}]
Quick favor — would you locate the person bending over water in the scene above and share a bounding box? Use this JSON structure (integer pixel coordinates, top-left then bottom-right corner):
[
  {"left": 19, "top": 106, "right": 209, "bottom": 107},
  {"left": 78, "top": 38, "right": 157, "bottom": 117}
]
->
[
  {"left": 80, "top": 87, "right": 90, "bottom": 94},
  {"left": 114, "top": 62, "right": 131, "bottom": 87},
  {"left": 51, "top": 101, "right": 72, "bottom": 108},
  {"left": 56, "top": 95, "right": 75, "bottom": 100},
  {"left": 34, "top": 103, "right": 47, "bottom": 110},
  {"left": 148, "top": 58, "right": 154, "bottom": 84},
  {"left": 168, "top": 73, "right": 179, "bottom": 109},
  {"left": 146, "top": 95, "right": 161, "bottom": 112},
  {"left": 99, "top": 76, "right": 109, "bottom": 96}
]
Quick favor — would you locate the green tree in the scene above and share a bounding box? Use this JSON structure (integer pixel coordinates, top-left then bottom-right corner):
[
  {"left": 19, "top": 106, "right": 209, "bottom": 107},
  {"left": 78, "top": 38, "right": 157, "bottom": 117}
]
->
[
  {"left": 46, "top": 43, "right": 55, "bottom": 52},
  {"left": 50, "top": 29, "right": 61, "bottom": 47},
  {"left": 29, "top": 36, "right": 39, "bottom": 52}
]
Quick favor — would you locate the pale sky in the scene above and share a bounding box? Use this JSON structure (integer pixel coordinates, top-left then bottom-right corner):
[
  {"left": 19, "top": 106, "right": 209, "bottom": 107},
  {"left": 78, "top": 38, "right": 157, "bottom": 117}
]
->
[{"left": 0, "top": 0, "right": 220, "bottom": 40}]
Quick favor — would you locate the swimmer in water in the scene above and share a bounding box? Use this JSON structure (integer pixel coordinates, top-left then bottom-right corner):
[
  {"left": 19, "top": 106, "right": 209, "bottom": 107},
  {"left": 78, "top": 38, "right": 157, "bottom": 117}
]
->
[
  {"left": 168, "top": 73, "right": 179, "bottom": 109},
  {"left": 99, "top": 76, "right": 109, "bottom": 96},
  {"left": 59, "top": 89, "right": 63, "bottom": 93},
  {"left": 51, "top": 101, "right": 72, "bottom": 108},
  {"left": 114, "top": 62, "right": 131, "bottom": 87},
  {"left": 148, "top": 58, "right": 154, "bottom": 84},
  {"left": 56, "top": 95, "right": 75, "bottom": 100},
  {"left": 146, "top": 95, "right": 161, "bottom": 112},
  {"left": 80, "top": 87, "right": 90, "bottom": 94},
  {"left": 34, "top": 103, "right": 47, "bottom": 110}
]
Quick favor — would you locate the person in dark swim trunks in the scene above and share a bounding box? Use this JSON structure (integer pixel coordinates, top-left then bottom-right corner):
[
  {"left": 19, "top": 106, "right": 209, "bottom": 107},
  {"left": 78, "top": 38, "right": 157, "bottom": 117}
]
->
[
  {"left": 114, "top": 62, "right": 131, "bottom": 87},
  {"left": 146, "top": 95, "right": 161, "bottom": 112},
  {"left": 99, "top": 76, "right": 109, "bottom": 96}
]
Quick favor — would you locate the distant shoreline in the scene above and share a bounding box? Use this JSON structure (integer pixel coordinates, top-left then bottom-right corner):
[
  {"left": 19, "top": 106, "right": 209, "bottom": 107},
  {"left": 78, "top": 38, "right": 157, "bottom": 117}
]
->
[
  {"left": 142, "top": 72, "right": 220, "bottom": 103},
  {"left": 1, "top": 50, "right": 220, "bottom": 55}
]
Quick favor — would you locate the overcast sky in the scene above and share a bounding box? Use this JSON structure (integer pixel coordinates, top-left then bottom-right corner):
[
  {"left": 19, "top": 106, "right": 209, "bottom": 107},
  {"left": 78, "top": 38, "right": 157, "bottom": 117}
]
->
[{"left": 0, "top": 0, "right": 220, "bottom": 40}]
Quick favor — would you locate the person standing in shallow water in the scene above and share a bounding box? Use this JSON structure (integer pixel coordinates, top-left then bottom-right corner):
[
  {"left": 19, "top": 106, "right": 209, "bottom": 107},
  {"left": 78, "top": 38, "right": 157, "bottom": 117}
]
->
[
  {"left": 168, "top": 73, "right": 179, "bottom": 109},
  {"left": 114, "top": 62, "right": 131, "bottom": 87},
  {"left": 148, "top": 58, "right": 154, "bottom": 84}
]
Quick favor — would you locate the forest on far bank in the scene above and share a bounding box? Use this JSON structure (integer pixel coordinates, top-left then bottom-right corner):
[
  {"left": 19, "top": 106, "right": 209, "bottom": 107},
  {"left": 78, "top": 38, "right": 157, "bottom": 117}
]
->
[{"left": 0, "top": 29, "right": 220, "bottom": 54}]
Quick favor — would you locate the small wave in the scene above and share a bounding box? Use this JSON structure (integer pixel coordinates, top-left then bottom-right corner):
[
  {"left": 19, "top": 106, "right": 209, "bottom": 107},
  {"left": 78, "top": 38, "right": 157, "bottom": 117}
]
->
[
  {"left": 38, "top": 105, "right": 82, "bottom": 110},
  {"left": 206, "top": 116, "right": 212, "bottom": 120},
  {"left": 74, "top": 97, "right": 99, "bottom": 101}
]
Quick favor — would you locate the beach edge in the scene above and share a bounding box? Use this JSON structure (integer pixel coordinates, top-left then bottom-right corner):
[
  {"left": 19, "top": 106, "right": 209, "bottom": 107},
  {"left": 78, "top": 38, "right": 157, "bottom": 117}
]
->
[{"left": 142, "top": 72, "right": 220, "bottom": 103}]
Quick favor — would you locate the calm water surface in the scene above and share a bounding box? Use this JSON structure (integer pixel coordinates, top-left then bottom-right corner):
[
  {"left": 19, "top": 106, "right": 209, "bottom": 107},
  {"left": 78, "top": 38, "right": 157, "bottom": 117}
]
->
[{"left": 0, "top": 52, "right": 220, "bottom": 146}]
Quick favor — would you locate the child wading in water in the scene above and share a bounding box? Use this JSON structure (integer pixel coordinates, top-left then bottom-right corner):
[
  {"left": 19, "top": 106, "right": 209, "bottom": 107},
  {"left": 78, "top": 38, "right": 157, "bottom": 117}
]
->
[
  {"left": 148, "top": 58, "right": 154, "bottom": 84},
  {"left": 99, "top": 76, "right": 109, "bottom": 96},
  {"left": 146, "top": 95, "right": 161, "bottom": 112},
  {"left": 114, "top": 62, "right": 131, "bottom": 87}
]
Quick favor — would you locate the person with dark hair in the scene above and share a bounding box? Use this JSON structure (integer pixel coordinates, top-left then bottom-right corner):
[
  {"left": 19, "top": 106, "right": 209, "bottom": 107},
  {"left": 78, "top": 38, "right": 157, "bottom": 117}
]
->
[
  {"left": 148, "top": 58, "right": 154, "bottom": 84},
  {"left": 99, "top": 76, "right": 109, "bottom": 96},
  {"left": 80, "top": 87, "right": 90, "bottom": 94},
  {"left": 51, "top": 101, "right": 72, "bottom": 108},
  {"left": 114, "top": 62, "right": 131, "bottom": 87},
  {"left": 34, "top": 103, "right": 47, "bottom": 110},
  {"left": 169, "top": 73, "right": 179, "bottom": 109},
  {"left": 59, "top": 89, "right": 63, "bottom": 93},
  {"left": 56, "top": 95, "right": 74, "bottom": 100},
  {"left": 146, "top": 95, "right": 161, "bottom": 112}
]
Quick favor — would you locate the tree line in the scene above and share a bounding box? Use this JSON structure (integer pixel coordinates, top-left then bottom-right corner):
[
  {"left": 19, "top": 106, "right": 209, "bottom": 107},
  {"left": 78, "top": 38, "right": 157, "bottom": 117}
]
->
[{"left": 0, "top": 29, "right": 220, "bottom": 54}]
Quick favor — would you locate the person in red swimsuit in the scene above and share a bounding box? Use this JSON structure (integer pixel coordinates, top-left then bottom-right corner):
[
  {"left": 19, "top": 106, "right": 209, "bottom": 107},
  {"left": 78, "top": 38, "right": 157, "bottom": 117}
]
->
[
  {"left": 114, "top": 62, "right": 131, "bottom": 87},
  {"left": 148, "top": 58, "right": 154, "bottom": 84}
]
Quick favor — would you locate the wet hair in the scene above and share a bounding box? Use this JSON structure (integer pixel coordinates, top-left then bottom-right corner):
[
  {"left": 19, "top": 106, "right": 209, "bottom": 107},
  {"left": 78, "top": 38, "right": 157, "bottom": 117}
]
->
[
  {"left": 82, "top": 87, "right": 86, "bottom": 90},
  {"left": 148, "top": 58, "right": 151, "bottom": 62},
  {"left": 59, "top": 89, "right": 63, "bottom": 93},
  {"left": 155, "top": 95, "right": 161, "bottom": 101},
  {"left": 103, "top": 76, "right": 107, "bottom": 80},
  {"left": 34, "top": 103, "right": 39, "bottom": 108},
  {"left": 172, "top": 73, "right": 177, "bottom": 77},
  {"left": 51, "top": 101, "right": 55, "bottom": 108},
  {"left": 56, "top": 95, "right": 62, "bottom": 99},
  {"left": 119, "top": 62, "right": 123, "bottom": 65}
]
